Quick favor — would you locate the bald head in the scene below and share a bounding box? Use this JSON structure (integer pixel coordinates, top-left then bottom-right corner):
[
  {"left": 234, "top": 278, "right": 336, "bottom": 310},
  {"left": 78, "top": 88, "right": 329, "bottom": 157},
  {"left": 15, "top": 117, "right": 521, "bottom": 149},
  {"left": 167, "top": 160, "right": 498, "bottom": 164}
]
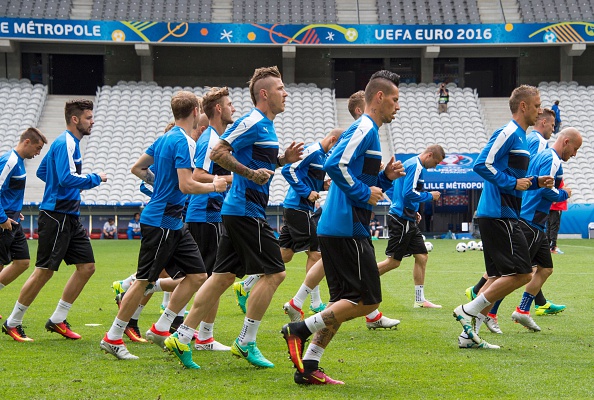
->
[
  {"left": 321, "top": 127, "right": 344, "bottom": 153},
  {"left": 553, "top": 127, "right": 582, "bottom": 162},
  {"left": 192, "top": 113, "right": 210, "bottom": 141}
]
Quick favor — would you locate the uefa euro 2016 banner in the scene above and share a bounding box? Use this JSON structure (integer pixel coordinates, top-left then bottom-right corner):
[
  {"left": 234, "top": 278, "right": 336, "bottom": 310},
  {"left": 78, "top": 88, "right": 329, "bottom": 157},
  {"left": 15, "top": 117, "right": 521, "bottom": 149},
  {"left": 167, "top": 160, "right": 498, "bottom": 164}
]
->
[
  {"left": 396, "top": 153, "right": 483, "bottom": 190},
  {"left": 0, "top": 17, "right": 592, "bottom": 45}
]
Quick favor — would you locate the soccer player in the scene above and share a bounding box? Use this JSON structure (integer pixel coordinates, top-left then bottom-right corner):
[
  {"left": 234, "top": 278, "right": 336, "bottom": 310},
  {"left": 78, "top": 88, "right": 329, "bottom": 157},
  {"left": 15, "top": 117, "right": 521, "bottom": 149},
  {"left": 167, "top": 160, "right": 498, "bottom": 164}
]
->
[
  {"left": 280, "top": 128, "right": 342, "bottom": 320},
  {"left": 184, "top": 86, "right": 236, "bottom": 351},
  {"left": 511, "top": 128, "right": 580, "bottom": 331},
  {"left": 281, "top": 89, "right": 401, "bottom": 330},
  {"left": 163, "top": 66, "right": 303, "bottom": 369},
  {"left": 466, "top": 108, "right": 563, "bottom": 333},
  {"left": 3, "top": 100, "right": 107, "bottom": 342},
  {"left": 377, "top": 145, "right": 444, "bottom": 309},
  {"left": 454, "top": 85, "right": 554, "bottom": 350},
  {"left": 281, "top": 70, "right": 404, "bottom": 385},
  {"left": 0, "top": 128, "right": 47, "bottom": 323},
  {"left": 100, "top": 91, "right": 227, "bottom": 360}
]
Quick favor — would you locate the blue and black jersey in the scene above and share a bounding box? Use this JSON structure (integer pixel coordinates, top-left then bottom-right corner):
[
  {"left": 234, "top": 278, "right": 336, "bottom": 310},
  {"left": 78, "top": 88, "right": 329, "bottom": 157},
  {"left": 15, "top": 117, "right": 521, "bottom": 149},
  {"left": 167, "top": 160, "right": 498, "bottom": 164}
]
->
[
  {"left": 186, "top": 126, "right": 231, "bottom": 223},
  {"left": 221, "top": 108, "right": 278, "bottom": 219},
  {"left": 0, "top": 149, "right": 26, "bottom": 223},
  {"left": 520, "top": 148, "right": 568, "bottom": 231},
  {"left": 37, "top": 130, "right": 102, "bottom": 215},
  {"left": 282, "top": 142, "right": 327, "bottom": 212},
  {"left": 140, "top": 126, "right": 195, "bottom": 230},
  {"left": 389, "top": 156, "right": 433, "bottom": 222},
  {"left": 474, "top": 120, "right": 539, "bottom": 219},
  {"left": 526, "top": 129, "right": 548, "bottom": 157},
  {"left": 317, "top": 114, "right": 393, "bottom": 238}
]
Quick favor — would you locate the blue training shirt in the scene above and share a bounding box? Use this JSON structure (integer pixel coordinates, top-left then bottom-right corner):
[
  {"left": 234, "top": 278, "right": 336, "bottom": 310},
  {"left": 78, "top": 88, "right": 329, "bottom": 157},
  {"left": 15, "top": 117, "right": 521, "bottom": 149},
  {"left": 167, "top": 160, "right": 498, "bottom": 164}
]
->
[
  {"left": 389, "top": 156, "right": 433, "bottom": 221},
  {"left": 526, "top": 129, "right": 549, "bottom": 157},
  {"left": 282, "top": 141, "right": 327, "bottom": 212},
  {"left": 140, "top": 126, "right": 195, "bottom": 230},
  {"left": 221, "top": 108, "right": 278, "bottom": 219},
  {"left": 474, "top": 120, "right": 539, "bottom": 219},
  {"left": 0, "top": 149, "right": 26, "bottom": 223},
  {"left": 37, "top": 130, "right": 102, "bottom": 215},
  {"left": 520, "top": 148, "right": 568, "bottom": 231},
  {"left": 186, "top": 126, "right": 231, "bottom": 223},
  {"left": 317, "top": 114, "right": 393, "bottom": 238}
]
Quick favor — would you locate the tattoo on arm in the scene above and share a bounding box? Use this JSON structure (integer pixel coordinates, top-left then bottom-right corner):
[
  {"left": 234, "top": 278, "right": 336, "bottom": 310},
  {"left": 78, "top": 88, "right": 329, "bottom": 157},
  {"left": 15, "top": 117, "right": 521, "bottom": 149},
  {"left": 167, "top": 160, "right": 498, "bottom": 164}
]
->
[{"left": 211, "top": 140, "right": 256, "bottom": 180}]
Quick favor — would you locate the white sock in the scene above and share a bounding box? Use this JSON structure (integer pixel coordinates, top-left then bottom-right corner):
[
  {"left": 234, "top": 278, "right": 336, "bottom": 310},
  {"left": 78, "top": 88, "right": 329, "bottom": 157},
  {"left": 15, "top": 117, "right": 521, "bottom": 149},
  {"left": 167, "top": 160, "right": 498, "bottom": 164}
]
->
[
  {"left": 304, "top": 313, "right": 327, "bottom": 334},
  {"left": 7, "top": 301, "right": 28, "bottom": 327},
  {"left": 106, "top": 317, "right": 127, "bottom": 341},
  {"left": 144, "top": 279, "right": 162, "bottom": 296},
  {"left": 131, "top": 304, "right": 144, "bottom": 320},
  {"left": 162, "top": 292, "right": 170, "bottom": 308},
  {"left": 310, "top": 285, "right": 322, "bottom": 308},
  {"left": 154, "top": 308, "right": 177, "bottom": 332},
  {"left": 293, "top": 284, "right": 312, "bottom": 309},
  {"left": 243, "top": 275, "right": 261, "bottom": 292},
  {"left": 366, "top": 309, "right": 381, "bottom": 320},
  {"left": 177, "top": 324, "right": 195, "bottom": 345},
  {"left": 463, "top": 293, "right": 491, "bottom": 316},
  {"left": 177, "top": 302, "right": 188, "bottom": 317},
  {"left": 50, "top": 299, "right": 72, "bottom": 323},
  {"left": 303, "top": 343, "right": 325, "bottom": 362},
  {"left": 0, "top": 282, "right": 5, "bottom": 290},
  {"left": 121, "top": 274, "right": 136, "bottom": 291},
  {"left": 415, "top": 285, "right": 425, "bottom": 302},
  {"left": 475, "top": 313, "right": 486, "bottom": 335},
  {"left": 198, "top": 321, "right": 214, "bottom": 341},
  {"left": 238, "top": 317, "right": 260, "bottom": 346}
]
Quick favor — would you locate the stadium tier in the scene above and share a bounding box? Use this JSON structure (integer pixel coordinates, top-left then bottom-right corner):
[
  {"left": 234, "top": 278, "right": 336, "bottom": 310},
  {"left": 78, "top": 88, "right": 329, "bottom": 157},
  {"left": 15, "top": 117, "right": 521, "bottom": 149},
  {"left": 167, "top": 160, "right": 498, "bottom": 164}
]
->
[
  {"left": 388, "top": 82, "right": 488, "bottom": 154},
  {"left": 538, "top": 81, "right": 594, "bottom": 203},
  {"left": 377, "top": 0, "right": 481, "bottom": 25},
  {"left": 0, "top": 78, "right": 47, "bottom": 155}
]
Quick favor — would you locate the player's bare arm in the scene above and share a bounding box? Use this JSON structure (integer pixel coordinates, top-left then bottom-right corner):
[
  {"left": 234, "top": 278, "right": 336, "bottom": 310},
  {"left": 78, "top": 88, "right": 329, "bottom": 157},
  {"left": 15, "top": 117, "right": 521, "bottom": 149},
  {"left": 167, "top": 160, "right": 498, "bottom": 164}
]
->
[
  {"left": 131, "top": 153, "right": 155, "bottom": 183},
  {"left": 211, "top": 139, "right": 273, "bottom": 185}
]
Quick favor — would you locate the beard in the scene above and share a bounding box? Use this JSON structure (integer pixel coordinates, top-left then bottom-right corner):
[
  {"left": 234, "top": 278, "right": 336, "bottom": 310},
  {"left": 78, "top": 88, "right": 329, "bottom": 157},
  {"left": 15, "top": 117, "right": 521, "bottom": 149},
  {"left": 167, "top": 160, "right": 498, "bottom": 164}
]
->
[{"left": 77, "top": 122, "right": 91, "bottom": 136}]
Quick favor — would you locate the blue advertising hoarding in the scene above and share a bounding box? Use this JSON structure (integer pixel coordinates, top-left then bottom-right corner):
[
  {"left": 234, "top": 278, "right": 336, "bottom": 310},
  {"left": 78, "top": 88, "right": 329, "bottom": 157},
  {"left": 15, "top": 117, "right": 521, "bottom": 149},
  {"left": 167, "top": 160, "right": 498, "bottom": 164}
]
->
[
  {"left": 0, "top": 17, "right": 593, "bottom": 45},
  {"left": 395, "top": 153, "right": 483, "bottom": 190}
]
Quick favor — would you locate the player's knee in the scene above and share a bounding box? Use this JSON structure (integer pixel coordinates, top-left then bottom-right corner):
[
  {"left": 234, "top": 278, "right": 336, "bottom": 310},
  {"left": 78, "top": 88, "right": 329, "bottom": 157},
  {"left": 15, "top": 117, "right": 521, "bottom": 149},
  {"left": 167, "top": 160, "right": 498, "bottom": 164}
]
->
[
  {"left": 13, "top": 259, "right": 30, "bottom": 272},
  {"left": 79, "top": 263, "right": 96, "bottom": 278}
]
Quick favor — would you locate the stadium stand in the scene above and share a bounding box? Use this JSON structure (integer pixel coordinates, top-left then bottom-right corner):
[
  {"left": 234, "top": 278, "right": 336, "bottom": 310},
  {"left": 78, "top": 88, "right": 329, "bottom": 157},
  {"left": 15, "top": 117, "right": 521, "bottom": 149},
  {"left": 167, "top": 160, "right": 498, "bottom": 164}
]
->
[
  {"left": 80, "top": 81, "right": 336, "bottom": 204},
  {"left": 232, "top": 0, "right": 336, "bottom": 24},
  {"left": 538, "top": 81, "right": 594, "bottom": 203},
  {"left": 519, "top": 0, "right": 593, "bottom": 23},
  {"left": 377, "top": 0, "right": 481, "bottom": 25},
  {"left": 90, "top": 0, "right": 213, "bottom": 22},
  {"left": 0, "top": 0, "right": 73, "bottom": 19},
  {"left": 388, "top": 82, "right": 489, "bottom": 154},
  {"left": 0, "top": 78, "right": 47, "bottom": 155}
]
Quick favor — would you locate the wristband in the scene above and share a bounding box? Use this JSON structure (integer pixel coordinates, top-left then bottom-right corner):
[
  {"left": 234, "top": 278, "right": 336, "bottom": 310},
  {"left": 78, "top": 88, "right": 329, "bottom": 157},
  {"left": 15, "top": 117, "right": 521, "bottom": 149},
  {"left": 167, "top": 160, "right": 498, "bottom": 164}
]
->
[{"left": 212, "top": 183, "right": 216, "bottom": 193}]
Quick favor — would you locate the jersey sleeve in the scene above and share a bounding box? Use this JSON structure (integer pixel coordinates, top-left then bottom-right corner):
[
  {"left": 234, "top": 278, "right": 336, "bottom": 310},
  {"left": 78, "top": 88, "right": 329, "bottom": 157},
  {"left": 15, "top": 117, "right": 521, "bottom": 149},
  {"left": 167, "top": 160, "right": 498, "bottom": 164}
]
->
[
  {"left": 55, "top": 141, "right": 102, "bottom": 189},
  {"left": 324, "top": 129, "right": 373, "bottom": 204},
  {"left": 282, "top": 147, "right": 317, "bottom": 199},
  {"left": 402, "top": 163, "right": 432, "bottom": 203},
  {"left": 222, "top": 120, "right": 258, "bottom": 152},
  {"left": 473, "top": 131, "right": 517, "bottom": 190},
  {"left": 174, "top": 137, "right": 195, "bottom": 169},
  {"left": 0, "top": 157, "right": 12, "bottom": 223}
]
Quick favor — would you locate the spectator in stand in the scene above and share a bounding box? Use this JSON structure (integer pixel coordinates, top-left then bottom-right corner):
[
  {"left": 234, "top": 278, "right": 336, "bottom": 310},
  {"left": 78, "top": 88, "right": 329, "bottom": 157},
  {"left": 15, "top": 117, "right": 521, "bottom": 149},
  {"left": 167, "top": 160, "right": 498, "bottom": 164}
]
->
[
  {"left": 548, "top": 180, "right": 567, "bottom": 254},
  {"left": 551, "top": 100, "right": 561, "bottom": 134},
  {"left": 101, "top": 218, "right": 117, "bottom": 240},
  {"left": 369, "top": 212, "right": 382, "bottom": 240},
  {"left": 437, "top": 82, "right": 449, "bottom": 114},
  {"left": 127, "top": 212, "right": 141, "bottom": 239}
]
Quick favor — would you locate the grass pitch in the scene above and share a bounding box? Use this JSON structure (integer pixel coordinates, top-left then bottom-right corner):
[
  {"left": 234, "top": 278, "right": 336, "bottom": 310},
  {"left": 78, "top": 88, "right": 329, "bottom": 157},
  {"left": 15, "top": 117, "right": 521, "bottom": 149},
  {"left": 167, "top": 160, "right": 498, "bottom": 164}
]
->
[{"left": 1, "top": 239, "right": 593, "bottom": 399}]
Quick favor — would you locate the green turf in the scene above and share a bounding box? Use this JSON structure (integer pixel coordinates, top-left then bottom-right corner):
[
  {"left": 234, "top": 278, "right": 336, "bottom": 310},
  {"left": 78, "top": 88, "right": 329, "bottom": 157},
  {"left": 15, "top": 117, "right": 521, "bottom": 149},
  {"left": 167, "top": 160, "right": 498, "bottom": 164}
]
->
[{"left": 1, "top": 239, "right": 593, "bottom": 399}]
